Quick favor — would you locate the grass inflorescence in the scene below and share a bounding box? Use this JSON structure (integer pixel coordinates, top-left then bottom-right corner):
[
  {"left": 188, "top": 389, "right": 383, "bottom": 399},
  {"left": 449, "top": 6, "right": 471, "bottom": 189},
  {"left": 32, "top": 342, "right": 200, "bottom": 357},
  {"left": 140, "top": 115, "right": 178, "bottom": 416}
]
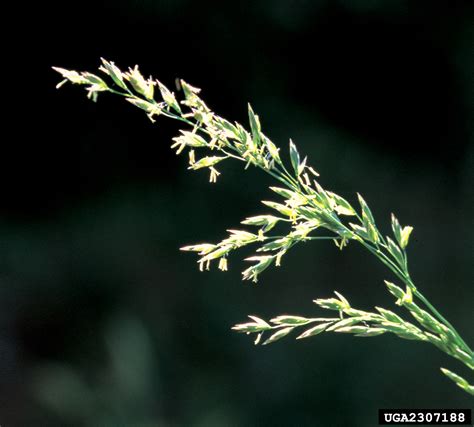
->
[{"left": 53, "top": 59, "right": 473, "bottom": 397}]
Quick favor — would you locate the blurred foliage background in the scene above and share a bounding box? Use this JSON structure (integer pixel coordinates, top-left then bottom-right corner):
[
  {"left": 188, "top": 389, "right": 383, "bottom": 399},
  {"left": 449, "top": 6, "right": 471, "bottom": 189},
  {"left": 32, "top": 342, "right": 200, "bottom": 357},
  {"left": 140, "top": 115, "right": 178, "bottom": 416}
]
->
[{"left": 3, "top": 0, "right": 473, "bottom": 425}]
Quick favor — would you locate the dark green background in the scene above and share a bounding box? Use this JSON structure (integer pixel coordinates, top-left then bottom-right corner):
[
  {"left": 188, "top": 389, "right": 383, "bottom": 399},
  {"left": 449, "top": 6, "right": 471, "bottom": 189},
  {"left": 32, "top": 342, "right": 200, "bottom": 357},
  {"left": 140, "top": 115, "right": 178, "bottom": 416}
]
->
[{"left": 4, "top": 0, "right": 473, "bottom": 425}]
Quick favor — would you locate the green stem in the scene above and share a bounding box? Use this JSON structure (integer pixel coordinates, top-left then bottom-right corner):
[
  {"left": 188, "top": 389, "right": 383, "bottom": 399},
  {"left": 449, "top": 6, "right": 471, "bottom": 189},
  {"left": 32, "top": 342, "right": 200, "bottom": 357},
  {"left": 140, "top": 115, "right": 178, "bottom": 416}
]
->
[
  {"left": 361, "top": 239, "right": 473, "bottom": 362},
  {"left": 361, "top": 241, "right": 407, "bottom": 284},
  {"left": 413, "top": 289, "right": 474, "bottom": 358}
]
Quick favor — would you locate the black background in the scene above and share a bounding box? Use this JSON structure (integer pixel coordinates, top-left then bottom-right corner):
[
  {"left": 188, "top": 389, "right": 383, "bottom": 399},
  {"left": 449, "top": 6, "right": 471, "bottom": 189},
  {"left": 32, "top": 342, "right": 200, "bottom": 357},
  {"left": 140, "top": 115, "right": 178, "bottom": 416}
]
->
[{"left": 3, "top": 1, "right": 473, "bottom": 425}]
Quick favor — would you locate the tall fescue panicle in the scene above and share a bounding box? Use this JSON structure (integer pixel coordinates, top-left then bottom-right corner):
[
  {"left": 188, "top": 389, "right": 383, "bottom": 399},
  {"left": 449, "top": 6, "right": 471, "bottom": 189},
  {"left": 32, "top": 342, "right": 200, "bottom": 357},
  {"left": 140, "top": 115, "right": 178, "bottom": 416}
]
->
[{"left": 53, "top": 59, "right": 473, "bottom": 396}]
